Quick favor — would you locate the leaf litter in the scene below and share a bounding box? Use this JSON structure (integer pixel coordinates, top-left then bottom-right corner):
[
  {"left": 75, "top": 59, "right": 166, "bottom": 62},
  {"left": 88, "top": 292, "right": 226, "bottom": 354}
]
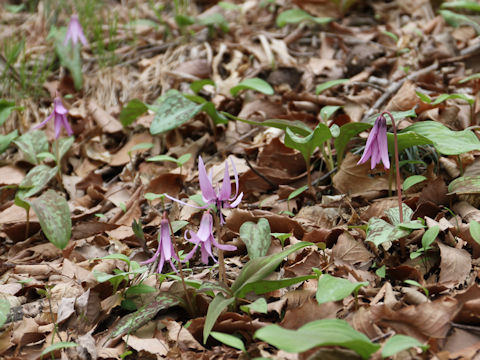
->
[{"left": 2, "top": 0, "right": 480, "bottom": 359}]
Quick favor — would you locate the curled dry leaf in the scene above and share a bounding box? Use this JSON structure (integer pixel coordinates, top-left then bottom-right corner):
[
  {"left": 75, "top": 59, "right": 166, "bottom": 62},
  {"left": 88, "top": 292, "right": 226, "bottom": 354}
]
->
[{"left": 438, "top": 242, "right": 471, "bottom": 287}]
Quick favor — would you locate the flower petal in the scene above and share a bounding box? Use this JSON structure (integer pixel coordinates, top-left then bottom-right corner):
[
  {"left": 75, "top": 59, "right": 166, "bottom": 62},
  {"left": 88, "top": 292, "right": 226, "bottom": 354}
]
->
[
  {"left": 198, "top": 156, "right": 216, "bottom": 203},
  {"left": 218, "top": 161, "right": 232, "bottom": 201}
]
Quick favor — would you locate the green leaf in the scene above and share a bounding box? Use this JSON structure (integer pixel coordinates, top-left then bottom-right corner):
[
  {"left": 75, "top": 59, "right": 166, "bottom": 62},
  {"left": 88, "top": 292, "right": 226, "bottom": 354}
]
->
[
  {"left": 218, "top": 1, "right": 241, "bottom": 11},
  {"left": 0, "top": 299, "right": 10, "bottom": 327},
  {"left": 31, "top": 190, "right": 71, "bottom": 249},
  {"left": 388, "top": 131, "right": 433, "bottom": 154},
  {"left": 430, "top": 93, "right": 474, "bottom": 105},
  {"left": 335, "top": 122, "right": 371, "bottom": 165},
  {"left": 316, "top": 274, "right": 368, "bottom": 304},
  {"left": 190, "top": 79, "right": 216, "bottom": 94},
  {"left": 110, "top": 293, "right": 181, "bottom": 339},
  {"left": 366, "top": 218, "right": 410, "bottom": 247},
  {"left": 230, "top": 78, "right": 274, "bottom": 96},
  {"left": 403, "top": 175, "right": 427, "bottom": 191},
  {"left": 288, "top": 185, "right": 308, "bottom": 201},
  {"left": 254, "top": 319, "right": 380, "bottom": 359},
  {"left": 15, "top": 164, "right": 58, "bottom": 207},
  {"left": 198, "top": 13, "right": 229, "bottom": 32},
  {"left": 41, "top": 342, "right": 77, "bottom": 357},
  {"left": 416, "top": 91, "right": 432, "bottom": 104},
  {"left": 144, "top": 192, "right": 164, "bottom": 201},
  {"left": 200, "top": 101, "right": 229, "bottom": 124},
  {"left": 52, "top": 26, "right": 83, "bottom": 89},
  {"left": 284, "top": 124, "right": 332, "bottom": 165},
  {"left": 240, "top": 298, "right": 268, "bottom": 314},
  {"left": 0, "top": 130, "right": 19, "bottom": 154},
  {"left": 459, "top": 73, "right": 480, "bottom": 83},
  {"left": 223, "top": 112, "right": 312, "bottom": 136},
  {"left": 276, "top": 9, "right": 333, "bottom": 28},
  {"left": 53, "top": 136, "right": 75, "bottom": 162},
  {"left": 129, "top": 142, "right": 154, "bottom": 154},
  {"left": 237, "top": 275, "right": 315, "bottom": 299},
  {"left": 470, "top": 220, "right": 480, "bottom": 245},
  {"left": 147, "top": 153, "right": 191, "bottom": 166},
  {"left": 386, "top": 204, "right": 413, "bottom": 226},
  {"left": 422, "top": 225, "right": 440, "bottom": 249},
  {"left": 150, "top": 90, "right": 203, "bottom": 135},
  {"left": 13, "top": 130, "right": 49, "bottom": 165},
  {"left": 120, "top": 99, "right": 148, "bottom": 127},
  {"left": 439, "top": 9, "right": 480, "bottom": 34},
  {"left": 405, "top": 121, "right": 480, "bottom": 155},
  {"left": 204, "top": 294, "right": 235, "bottom": 343},
  {"left": 239, "top": 218, "right": 271, "bottom": 260},
  {"left": 231, "top": 242, "right": 312, "bottom": 296},
  {"left": 404, "top": 280, "right": 429, "bottom": 297},
  {"left": 316, "top": 80, "right": 349, "bottom": 95},
  {"left": 99, "top": 254, "right": 131, "bottom": 266},
  {"left": 365, "top": 109, "right": 417, "bottom": 125},
  {"left": 441, "top": 1, "right": 480, "bottom": 12},
  {"left": 125, "top": 284, "right": 157, "bottom": 296},
  {"left": 382, "top": 335, "right": 428, "bottom": 358},
  {"left": 0, "top": 99, "right": 21, "bottom": 126},
  {"left": 448, "top": 176, "right": 480, "bottom": 195},
  {"left": 210, "top": 332, "right": 246, "bottom": 352},
  {"left": 171, "top": 220, "right": 189, "bottom": 234}
]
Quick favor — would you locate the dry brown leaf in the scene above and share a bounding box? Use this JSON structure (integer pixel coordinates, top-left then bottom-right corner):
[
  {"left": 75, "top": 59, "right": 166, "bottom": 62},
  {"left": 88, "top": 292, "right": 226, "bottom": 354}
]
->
[
  {"left": 438, "top": 242, "right": 471, "bottom": 287},
  {"left": 87, "top": 100, "right": 123, "bottom": 133},
  {"left": 110, "top": 132, "right": 153, "bottom": 166},
  {"left": 280, "top": 297, "right": 340, "bottom": 330},
  {"left": 332, "top": 231, "right": 374, "bottom": 265}
]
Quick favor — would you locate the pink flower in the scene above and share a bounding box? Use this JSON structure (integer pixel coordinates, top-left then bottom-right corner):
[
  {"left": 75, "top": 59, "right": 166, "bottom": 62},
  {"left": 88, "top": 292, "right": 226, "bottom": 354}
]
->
[
  {"left": 184, "top": 212, "right": 236, "bottom": 264},
  {"left": 165, "top": 156, "right": 243, "bottom": 224},
  {"left": 142, "top": 214, "right": 179, "bottom": 273},
  {"left": 33, "top": 96, "right": 73, "bottom": 138},
  {"left": 357, "top": 114, "right": 390, "bottom": 169},
  {"left": 64, "top": 14, "right": 88, "bottom": 47}
]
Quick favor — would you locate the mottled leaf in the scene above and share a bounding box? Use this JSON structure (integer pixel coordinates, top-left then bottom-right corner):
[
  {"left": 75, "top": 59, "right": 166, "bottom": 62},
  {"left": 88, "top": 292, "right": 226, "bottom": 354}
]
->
[
  {"left": 13, "top": 130, "right": 49, "bottom": 165},
  {"left": 239, "top": 218, "right": 271, "bottom": 259}
]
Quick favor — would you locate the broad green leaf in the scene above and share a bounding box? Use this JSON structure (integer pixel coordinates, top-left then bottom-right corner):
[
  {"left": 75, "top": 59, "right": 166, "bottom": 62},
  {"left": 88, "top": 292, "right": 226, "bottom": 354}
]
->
[
  {"left": 198, "top": 13, "right": 229, "bottom": 32},
  {"left": 53, "top": 136, "right": 75, "bottom": 162},
  {"left": 288, "top": 185, "right": 308, "bottom": 201},
  {"left": 422, "top": 225, "right": 440, "bottom": 249},
  {"left": 0, "top": 299, "right": 10, "bottom": 327},
  {"left": 365, "top": 109, "right": 417, "bottom": 125},
  {"left": 147, "top": 154, "right": 182, "bottom": 163},
  {"left": 316, "top": 274, "right": 368, "bottom": 304},
  {"left": 382, "top": 335, "right": 428, "bottom": 358},
  {"left": 144, "top": 192, "right": 164, "bottom": 201},
  {"left": 41, "top": 342, "right": 77, "bottom": 357},
  {"left": 240, "top": 298, "right": 268, "bottom": 314},
  {"left": 239, "top": 218, "right": 271, "bottom": 259},
  {"left": 403, "top": 175, "right": 427, "bottom": 191},
  {"left": 448, "top": 176, "right": 480, "bottom": 195},
  {"left": 284, "top": 124, "right": 332, "bottom": 165},
  {"left": 190, "top": 79, "right": 216, "bottom": 94},
  {"left": 316, "top": 80, "right": 348, "bottom": 95},
  {"left": 99, "top": 254, "right": 131, "bottom": 266},
  {"left": 397, "top": 221, "right": 425, "bottom": 230},
  {"left": 120, "top": 99, "right": 148, "bottom": 127},
  {"left": 386, "top": 204, "right": 413, "bottom": 226},
  {"left": 441, "top": 0, "right": 480, "bottom": 11},
  {"left": 200, "top": 101, "right": 229, "bottom": 124},
  {"left": 125, "top": 284, "right": 157, "bottom": 296},
  {"left": 366, "top": 218, "right": 409, "bottom": 247},
  {"left": 31, "top": 190, "right": 71, "bottom": 249},
  {"left": 37, "top": 152, "right": 56, "bottom": 162},
  {"left": 335, "top": 122, "right": 371, "bottom": 165},
  {"left": 428, "top": 93, "right": 474, "bottom": 105},
  {"left": 416, "top": 91, "right": 432, "bottom": 104},
  {"left": 13, "top": 130, "right": 49, "bottom": 165},
  {"left": 204, "top": 294, "right": 235, "bottom": 343},
  {"left": 470, "top": 220, "right": 480, "bottom": 245},
  {"left": 236, "top": 275, "right": 315, "bottom": 299},
  {"left": 254, "top": 319, "right": 380, "bottom": 359},
  {"left": 150, "top": 90, "right": 203, "bottom": 135},
  {"left": 130, "top": 142, "right": 153, "bottom": 153},
  {"left": 276, "top": 9, "right": 333, "bottom": 28},
  {"left": 459, "top": 73, "right": 480, "bottom": 83},
  {"left": 230, "top": 78, "right": 274, "bottom": 96},
  {"left": 16, "top": 164, "right": 58, "bottom": 205},
  {"left": 404, "top": 279, "right": 429, "bottom": 297},
  {"left": 231, "top": 242, "right": 313, "bottom": 296},
  {"left": 0, "top": 99, "right": 21, "bottom": 126},
  {"left": 171, "top": 220, "right": 189, "bottom": 234},
  {"left": 387, "top": 131, "right": 433, "bottom": 154},
  {"left": 439, "top": 10, "right": 480, "bottom": 34},
  {"left": 210, "top": 332, "right": 246, "bottom": 352},
  {"left": 110, "top": 293, "right": 181, "bottom": 339},
  {"left": 175, "top": 14, "right": 195, "bottom": 27},
  {"left": 0, "top": 130, "right": 18, "bottom": 154},
  {"left": 218, "top": 1, "right": 241, "bottom": 11},
  {"left": 404, "top": 121, "right": 480, "bottom": 155}
]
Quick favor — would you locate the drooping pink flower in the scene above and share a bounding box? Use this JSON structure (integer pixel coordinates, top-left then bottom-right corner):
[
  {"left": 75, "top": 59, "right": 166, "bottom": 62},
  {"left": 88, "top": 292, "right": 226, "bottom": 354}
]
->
[
  {"left": 165, "top": 156, "right": 243, "bottom": 224},
  {"left": 357, "top": 114, "right": 390, "bottom": 169},
  {"left": 64, "top": 14, "right": 88, "bottom": 47},
  {"left": 33, "top": 96, "right": 73, "bottom": 139},
  {"left": 184, "top": 212, "right": 236, "bottom": 264},
  {"left": 142, "top": 214, "right": 179, "bottom": 273}
]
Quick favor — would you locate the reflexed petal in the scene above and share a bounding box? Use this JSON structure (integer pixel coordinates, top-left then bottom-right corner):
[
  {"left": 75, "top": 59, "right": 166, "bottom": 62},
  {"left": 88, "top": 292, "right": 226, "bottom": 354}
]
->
[
  {"left": 32, "top": 112, "right": 54, "bottom": 130},
  {"left": 229, "top": 157, "right": 240, "bottom": 201},
  {"left": 183, "top": 243, "right": 199, "bottom": 261},
  {"left": 196, "top": 212, "right": 213, "bottom": 240},
  {"left": 218, "top": 161, "right": 232, "bottom": 201},
  {"left": 198, "top": 156, "right": 216, "bottom": 203},
  {"left": 212, "top": 237, "right": 236, "bottom": 252},
  {"left": 164, "top": 193, "right": 206, "bottom": 209},
  {"left": 160, "top": 220, "right": 171, "bottom": 260},
  {"left": 228, "top": 192, "right": 243, "bottom": 208},
  {"left": 61, "top": 114, "right": 74, "bottom": 136}
]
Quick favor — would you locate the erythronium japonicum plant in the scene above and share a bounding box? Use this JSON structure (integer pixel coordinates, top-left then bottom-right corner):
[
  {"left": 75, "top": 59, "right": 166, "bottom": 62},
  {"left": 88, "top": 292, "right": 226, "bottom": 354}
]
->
[
  {"left": 64, "top": 14, "right": 88, "bottom": 47},
  {"left": 358, "top": 111, "right": 405, "bottom": 250},
  {"left": 165, "top": 156, "right": 243, "bottom": 283},
  {"left": 33, "top": 95, "right": 73, "bottom": 139}
]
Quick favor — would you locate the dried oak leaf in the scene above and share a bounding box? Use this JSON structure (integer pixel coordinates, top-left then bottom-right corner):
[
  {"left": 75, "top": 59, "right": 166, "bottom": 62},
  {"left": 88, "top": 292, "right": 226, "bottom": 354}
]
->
[{"left": 438, "top": 242, "right": 471, "bottom": 287}]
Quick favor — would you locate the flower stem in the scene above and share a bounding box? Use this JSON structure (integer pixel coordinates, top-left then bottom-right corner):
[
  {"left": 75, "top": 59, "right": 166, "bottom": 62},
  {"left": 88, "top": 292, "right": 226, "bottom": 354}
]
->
[
  {"left": 213, "top": 214, "right": 226, "bottom": 285},
  {"left": 382, "top": 111, "right": 403, "bottom": 223}
]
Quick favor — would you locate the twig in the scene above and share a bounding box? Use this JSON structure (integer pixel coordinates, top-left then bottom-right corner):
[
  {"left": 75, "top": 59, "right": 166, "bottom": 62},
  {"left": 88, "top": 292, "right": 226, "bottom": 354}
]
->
[
  {"left": 362, "top": 62, "right": 439, "bottom": 122},
  {"left": 244, "top": 156, "right": 278, "bottom": 189}
]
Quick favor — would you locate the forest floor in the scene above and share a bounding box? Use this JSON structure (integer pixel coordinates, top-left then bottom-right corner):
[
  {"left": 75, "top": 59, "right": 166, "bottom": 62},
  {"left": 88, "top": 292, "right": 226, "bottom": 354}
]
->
[{"left": 1, "top": 0, "right": 480, "bottom": 359}]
